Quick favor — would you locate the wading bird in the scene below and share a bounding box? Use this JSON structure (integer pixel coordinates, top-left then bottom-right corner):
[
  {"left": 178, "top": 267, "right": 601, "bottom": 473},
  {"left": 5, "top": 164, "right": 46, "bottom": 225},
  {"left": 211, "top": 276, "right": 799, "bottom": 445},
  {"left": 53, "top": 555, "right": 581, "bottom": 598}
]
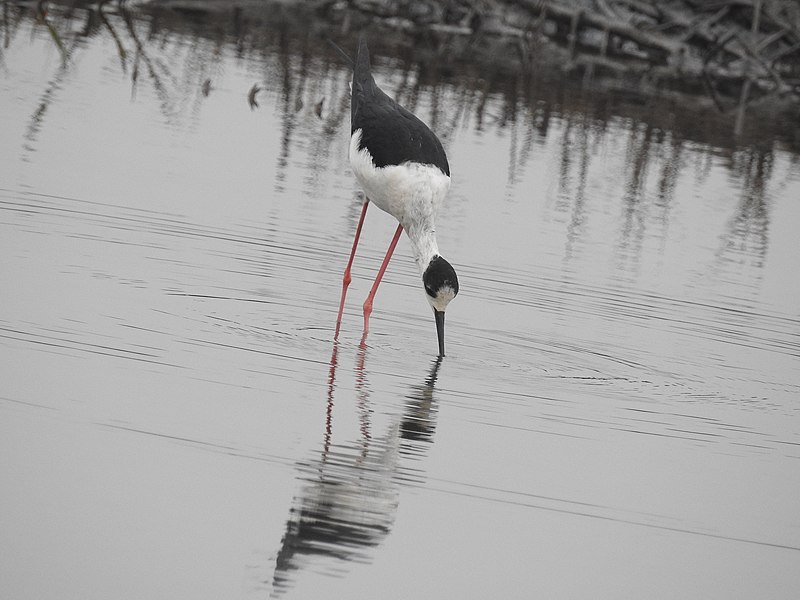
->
[{"left": 334, "top": 37, "right": 459, "bottom": 357}]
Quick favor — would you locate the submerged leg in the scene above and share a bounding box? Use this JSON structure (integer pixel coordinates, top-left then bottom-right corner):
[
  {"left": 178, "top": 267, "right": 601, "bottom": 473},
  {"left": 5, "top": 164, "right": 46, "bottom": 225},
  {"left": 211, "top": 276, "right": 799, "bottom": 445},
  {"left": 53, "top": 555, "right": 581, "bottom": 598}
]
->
[
  {"left": 335, "top": 199, "right": 370, "bottom": 338},
  {"left": 362, "top": 223, "right": 404, "bottom": 334}
]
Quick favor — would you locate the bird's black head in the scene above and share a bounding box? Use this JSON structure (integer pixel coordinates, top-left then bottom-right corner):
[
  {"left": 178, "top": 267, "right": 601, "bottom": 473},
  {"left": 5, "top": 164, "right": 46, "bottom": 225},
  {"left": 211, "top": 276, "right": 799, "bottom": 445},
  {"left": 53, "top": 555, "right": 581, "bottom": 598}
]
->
[
  {"left": 423, "top": 256, "right": 459, "bottom": 357},
  {"left": 423, "top": 255, "right": 459, "bottom": 311}
]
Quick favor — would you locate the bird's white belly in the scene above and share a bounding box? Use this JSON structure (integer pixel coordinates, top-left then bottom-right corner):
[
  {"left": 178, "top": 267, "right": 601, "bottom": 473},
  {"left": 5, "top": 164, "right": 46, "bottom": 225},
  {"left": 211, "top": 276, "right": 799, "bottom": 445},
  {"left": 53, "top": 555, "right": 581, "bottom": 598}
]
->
[{"left": 349, "top": 130, "right": 450, "bottom": 228}]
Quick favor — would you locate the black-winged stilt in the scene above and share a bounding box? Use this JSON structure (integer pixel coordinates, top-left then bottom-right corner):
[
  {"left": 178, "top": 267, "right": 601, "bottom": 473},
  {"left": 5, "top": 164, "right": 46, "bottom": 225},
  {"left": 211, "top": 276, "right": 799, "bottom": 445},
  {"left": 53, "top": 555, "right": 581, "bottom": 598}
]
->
[{"left": 334, "top": 37, "right": 459, "bottom": 357}]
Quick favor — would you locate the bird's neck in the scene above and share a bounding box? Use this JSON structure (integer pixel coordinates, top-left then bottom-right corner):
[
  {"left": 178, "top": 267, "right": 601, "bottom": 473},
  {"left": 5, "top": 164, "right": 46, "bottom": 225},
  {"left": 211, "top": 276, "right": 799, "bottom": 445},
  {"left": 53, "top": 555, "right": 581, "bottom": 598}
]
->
[{"left": 405, "top": 223, "right": 440, "bottom": 274}]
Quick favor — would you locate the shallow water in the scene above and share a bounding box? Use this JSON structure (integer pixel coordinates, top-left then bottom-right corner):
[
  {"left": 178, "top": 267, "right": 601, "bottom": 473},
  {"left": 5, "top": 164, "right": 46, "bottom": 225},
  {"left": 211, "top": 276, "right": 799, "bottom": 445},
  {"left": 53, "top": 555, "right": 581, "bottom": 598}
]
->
[{"left": 1, "top": 4, "right": 799, "bottom": 599}]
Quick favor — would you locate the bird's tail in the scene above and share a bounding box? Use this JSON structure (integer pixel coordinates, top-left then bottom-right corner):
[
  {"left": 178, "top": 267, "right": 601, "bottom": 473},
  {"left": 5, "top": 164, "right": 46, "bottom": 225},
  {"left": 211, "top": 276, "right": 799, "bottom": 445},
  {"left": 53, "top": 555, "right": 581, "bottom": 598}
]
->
[
  {"left": 325, "top": 34, "right": 374, "bottom": 91},
  {"left": 327, "top": 34, "right": 377, "bottom": 112},
  {"left": 353, "top": 34, "right": 376, "bottom": 95}
]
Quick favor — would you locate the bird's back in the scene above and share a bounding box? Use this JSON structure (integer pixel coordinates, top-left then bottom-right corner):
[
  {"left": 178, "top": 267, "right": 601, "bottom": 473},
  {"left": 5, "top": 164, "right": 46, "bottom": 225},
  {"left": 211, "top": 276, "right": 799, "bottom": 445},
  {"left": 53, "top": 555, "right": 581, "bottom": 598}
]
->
[{"left": 350, "top": 38, "right": 450, "bottom": 177}]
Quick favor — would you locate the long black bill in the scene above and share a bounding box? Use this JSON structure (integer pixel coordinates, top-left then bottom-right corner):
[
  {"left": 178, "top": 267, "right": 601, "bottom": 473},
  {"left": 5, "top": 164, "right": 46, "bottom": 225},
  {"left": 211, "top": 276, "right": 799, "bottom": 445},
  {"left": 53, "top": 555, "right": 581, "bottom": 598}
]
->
[{"left": 434, "top": 309, "right": 446, "bottom": 357}]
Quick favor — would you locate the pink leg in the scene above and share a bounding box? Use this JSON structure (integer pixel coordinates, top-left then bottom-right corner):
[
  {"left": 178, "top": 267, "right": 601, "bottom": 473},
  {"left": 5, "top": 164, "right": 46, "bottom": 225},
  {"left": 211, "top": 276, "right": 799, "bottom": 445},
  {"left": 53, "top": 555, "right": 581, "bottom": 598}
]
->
[
  {"left": 363, "top": 223, "right": 404, "bottom": 333},
  {"left": 335, "top": 200, "right": 369, "bottom": 338}
]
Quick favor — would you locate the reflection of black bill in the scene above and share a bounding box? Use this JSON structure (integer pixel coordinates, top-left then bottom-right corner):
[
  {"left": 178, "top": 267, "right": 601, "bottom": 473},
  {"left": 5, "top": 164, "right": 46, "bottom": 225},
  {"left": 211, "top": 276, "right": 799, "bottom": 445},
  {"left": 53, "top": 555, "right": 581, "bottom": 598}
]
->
[{"left": 434, "top": 309, "right": 445, "bottom": 357}]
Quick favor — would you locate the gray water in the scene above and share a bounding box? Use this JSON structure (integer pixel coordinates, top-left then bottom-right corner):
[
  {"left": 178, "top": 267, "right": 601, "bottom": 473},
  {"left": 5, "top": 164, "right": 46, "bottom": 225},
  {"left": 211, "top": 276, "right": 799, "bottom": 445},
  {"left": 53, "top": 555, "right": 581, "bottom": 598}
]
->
[{"left": 1, "top": 4, "right": 799, "bottom": 599}]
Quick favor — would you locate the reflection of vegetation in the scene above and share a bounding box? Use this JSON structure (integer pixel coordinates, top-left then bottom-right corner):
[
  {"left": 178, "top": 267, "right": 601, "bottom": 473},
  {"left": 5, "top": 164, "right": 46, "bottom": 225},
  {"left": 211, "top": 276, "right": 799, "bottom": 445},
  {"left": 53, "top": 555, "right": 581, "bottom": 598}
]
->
[
  {"left": 97, "top": 2, "right": 127, "bottom": 73},
  {"left": 39, "top": 8, "right": 70, "bottom": 66},
  {"left": 720, "top": 147, "right": 773, "bottom": 268},
  {"left": 6, "top": 0, "right": 794, "bottom": 278}
]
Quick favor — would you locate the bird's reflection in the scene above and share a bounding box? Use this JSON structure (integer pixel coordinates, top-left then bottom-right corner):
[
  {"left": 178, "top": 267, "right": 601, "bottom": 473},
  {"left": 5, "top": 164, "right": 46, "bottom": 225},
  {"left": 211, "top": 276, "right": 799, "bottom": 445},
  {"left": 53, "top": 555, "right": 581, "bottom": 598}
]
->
[
  {"left": 400, "top": 355, "right": 442, "bottom": 445},
  {"left": 270, "top": 340, "right": 443, "bottom": 595}
]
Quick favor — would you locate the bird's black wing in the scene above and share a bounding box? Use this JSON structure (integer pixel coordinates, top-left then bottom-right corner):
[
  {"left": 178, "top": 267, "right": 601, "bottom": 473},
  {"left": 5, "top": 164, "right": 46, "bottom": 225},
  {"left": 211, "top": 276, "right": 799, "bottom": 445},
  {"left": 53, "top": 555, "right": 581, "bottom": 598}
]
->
[{"left": 350, "top": 38, "right": 450, "bottom": 177}]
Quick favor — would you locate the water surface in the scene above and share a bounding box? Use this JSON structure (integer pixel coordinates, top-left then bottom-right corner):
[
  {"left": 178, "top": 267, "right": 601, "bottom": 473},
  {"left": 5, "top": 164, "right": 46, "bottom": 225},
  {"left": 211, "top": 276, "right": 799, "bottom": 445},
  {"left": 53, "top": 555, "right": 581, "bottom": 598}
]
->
[{"left": 1, "top": 4, "right": 799, "bottom": 599}]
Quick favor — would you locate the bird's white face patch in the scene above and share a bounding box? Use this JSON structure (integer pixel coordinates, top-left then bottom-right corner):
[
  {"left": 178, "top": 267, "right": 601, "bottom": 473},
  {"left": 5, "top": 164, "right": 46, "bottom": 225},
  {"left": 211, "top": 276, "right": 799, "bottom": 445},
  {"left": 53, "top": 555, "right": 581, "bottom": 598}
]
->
[{"left": 426, "top": 285, "right": 457, "bottom": 312}]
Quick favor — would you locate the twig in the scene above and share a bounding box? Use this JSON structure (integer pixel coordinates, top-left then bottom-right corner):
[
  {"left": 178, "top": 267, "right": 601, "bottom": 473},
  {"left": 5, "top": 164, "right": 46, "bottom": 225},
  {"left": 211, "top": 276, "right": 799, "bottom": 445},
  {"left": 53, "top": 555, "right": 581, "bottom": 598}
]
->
[
  {"left": 770, "top": 40, "right": 800, "bottom": 65},
  {"left": 751, "top": 0, "right": 762, "bottom": 35},
  {"left": 732, "top": 31, "right": 788, "bottom": 93},
  {"left": 679, "top": 6, "right": 729, "bottom": 43},
  {"left": 568, "top": 9, "right": 582, "bottom": 59},
  {"left": 734, "top": 77, "right": 751, "bottom": 136},
  {"left": 613, "top": 0, "right": 660, "bottom": 20},
  {"left": 756, "top": 27, "right": 788, "bottom": 52},
  {"left": 702, "top": 65, "right": 728, "bottom": 112}
]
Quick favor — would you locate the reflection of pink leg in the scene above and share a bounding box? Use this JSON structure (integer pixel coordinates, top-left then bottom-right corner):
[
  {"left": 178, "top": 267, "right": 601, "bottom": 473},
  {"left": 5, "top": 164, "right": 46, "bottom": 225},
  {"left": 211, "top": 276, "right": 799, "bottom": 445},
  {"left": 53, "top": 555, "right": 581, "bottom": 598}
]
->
[
  {"left": 363, "top": 223, "right": 403, "bottom": 334},
  {"left": 354, "top": 340, "right": 371, "bottom": 453},
  {"left": 323, "top": 339, "right": 339, "bottom": 463},
  {"left": 335, "top": 200, "right": 369, "bottom": 338}
]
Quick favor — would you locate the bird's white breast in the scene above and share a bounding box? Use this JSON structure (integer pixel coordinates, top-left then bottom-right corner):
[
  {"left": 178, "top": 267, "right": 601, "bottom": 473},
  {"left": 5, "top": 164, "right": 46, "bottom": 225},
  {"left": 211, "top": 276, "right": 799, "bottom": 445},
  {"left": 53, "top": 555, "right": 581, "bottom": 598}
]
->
[{"left": 349, "top": 129, "right": 451, "bottom": 229}]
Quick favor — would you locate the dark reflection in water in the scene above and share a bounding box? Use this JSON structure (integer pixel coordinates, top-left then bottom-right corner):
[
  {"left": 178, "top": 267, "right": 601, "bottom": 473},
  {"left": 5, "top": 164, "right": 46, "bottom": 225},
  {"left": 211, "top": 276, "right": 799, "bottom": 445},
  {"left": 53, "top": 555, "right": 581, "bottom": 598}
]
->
[
  {"left": 720, "top": 147, "right": 772, "bottom": 267},
  {"left": 270, "top": 342, "right": 442, "bottom": 595},
  {"left": 400, "top": 355, "right": 442, "bottom": 445}
]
